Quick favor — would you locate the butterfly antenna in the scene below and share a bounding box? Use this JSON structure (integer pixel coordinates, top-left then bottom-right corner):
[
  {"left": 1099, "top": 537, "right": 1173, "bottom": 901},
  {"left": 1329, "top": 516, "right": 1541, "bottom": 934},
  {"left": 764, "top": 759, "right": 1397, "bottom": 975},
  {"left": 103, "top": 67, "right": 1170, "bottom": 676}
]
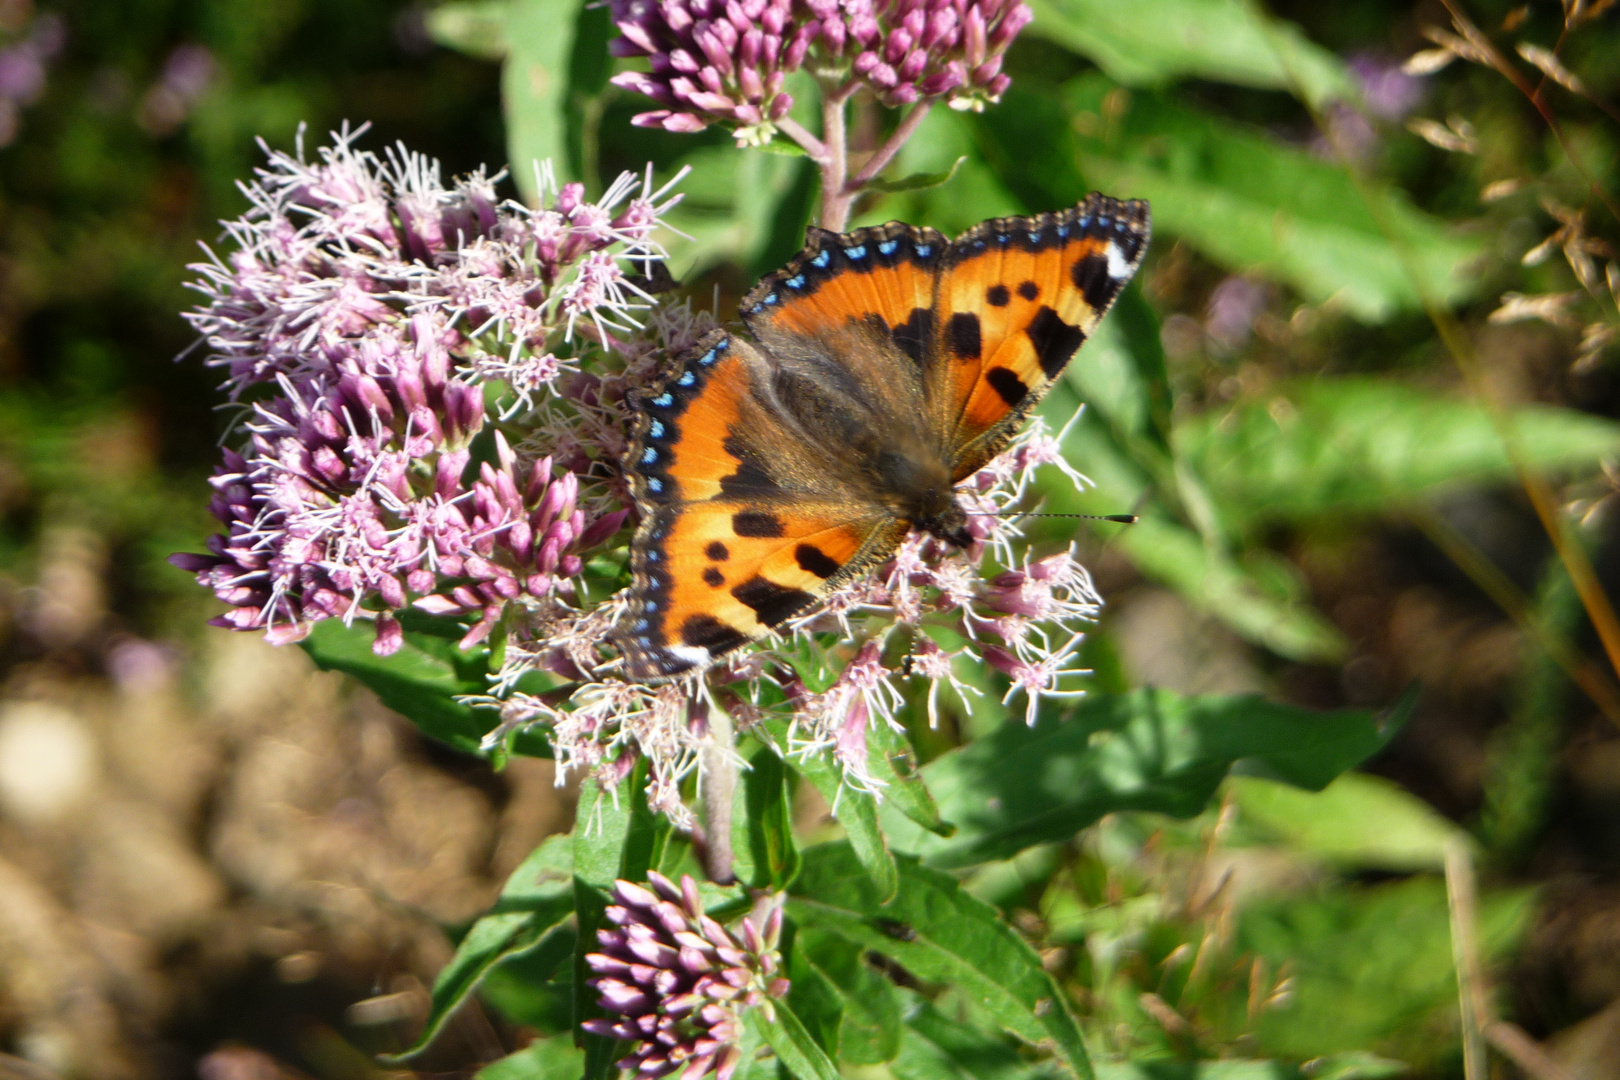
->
[{"left": 968, "top": 510, "right": 1138, "bottom": 524}]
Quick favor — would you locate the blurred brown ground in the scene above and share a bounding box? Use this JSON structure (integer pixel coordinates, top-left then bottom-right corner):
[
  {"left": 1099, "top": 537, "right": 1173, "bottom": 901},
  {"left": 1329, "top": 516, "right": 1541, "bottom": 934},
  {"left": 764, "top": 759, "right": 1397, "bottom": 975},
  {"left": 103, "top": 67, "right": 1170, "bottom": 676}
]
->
[{"left": 0, "top": 527, "right": 573, "bottom": 1078}]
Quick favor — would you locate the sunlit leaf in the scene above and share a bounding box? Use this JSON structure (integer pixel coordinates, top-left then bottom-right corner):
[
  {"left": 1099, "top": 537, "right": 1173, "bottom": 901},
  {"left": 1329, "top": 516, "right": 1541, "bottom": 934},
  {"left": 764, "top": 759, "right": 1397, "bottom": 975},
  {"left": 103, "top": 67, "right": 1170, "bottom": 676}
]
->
[
  {"left": 1229, "top": 773, "right": 1473, "bottom": 872},
  {"left": 789, "top": 845, "right": 1093, "bottom": 1079},
  {"left": 883, "top": 688, "right": 1412, "bottom": 868},
  {"left": 746, "top": 1001, "right": 843, "bottom": 1080},
  {"left": 476, "top": 1035, "right": 587, "bottom": 1080},
  {"left": 504, "top": 0, "right": 589, "bottom": 199},
  {"left": 1177, "top": 379, "right": 1620, "bottom": 530},
  {"left": 1026, "top": 0, "right": 1354, "bottom": 107},
  {"left": 389, "top": 835, "right": 575, "bottom": 1059}
]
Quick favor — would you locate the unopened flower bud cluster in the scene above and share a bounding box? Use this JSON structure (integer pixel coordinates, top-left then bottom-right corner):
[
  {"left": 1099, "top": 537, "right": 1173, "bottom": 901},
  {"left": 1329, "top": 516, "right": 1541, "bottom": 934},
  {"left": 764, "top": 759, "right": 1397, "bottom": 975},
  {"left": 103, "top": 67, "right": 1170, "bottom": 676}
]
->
[{"left": 610, "top": 0, "right": 1033, "bottom": 142}]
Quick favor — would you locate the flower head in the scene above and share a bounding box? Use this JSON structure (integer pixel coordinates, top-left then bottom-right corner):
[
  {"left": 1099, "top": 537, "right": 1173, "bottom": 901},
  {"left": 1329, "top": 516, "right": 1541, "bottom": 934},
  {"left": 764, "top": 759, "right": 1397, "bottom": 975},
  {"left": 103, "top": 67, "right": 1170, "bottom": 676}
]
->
[
  {"left": 584, "top": 873, "right": 788, "bottom": 1080},
  {"left": 172, "top": 127, "right": 682, "bottom": 656},
  {"left": 609, "top": 0, "right": 1033, "bottom": 143}
]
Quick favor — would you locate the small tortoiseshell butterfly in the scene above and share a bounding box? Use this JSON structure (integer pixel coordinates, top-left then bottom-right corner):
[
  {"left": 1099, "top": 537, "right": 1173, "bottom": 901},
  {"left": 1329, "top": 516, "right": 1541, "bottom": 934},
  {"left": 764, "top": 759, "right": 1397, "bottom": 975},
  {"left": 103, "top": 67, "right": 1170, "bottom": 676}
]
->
[{"left": 616, "top": 192, "right": 1151, "bottom": 680}]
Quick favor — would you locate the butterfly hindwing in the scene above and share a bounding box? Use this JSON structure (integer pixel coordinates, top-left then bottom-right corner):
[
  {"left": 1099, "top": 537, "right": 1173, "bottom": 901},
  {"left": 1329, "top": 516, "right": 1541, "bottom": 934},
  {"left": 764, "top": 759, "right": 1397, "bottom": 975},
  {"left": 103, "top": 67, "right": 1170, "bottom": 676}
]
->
[
  {"left": 619, "top": 331, "right": 904, "bottom": 680},
  {"left": 936, "top": 194, "right": 1150, "bottom": 477}
]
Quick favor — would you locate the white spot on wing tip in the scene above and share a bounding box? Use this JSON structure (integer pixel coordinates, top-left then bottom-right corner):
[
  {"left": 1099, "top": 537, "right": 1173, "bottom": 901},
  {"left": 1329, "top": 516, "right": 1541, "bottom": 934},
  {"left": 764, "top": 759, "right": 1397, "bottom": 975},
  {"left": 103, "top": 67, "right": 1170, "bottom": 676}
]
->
[{"left": 1105, "top": 241, "right": 1134, "bottom": 281}]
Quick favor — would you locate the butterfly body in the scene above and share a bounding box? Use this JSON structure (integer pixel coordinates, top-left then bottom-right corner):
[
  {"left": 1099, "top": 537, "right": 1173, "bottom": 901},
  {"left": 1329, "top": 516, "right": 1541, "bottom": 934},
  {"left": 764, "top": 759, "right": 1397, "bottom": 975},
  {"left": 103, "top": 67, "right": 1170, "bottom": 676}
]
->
[{"left": 618, "top": 194, "right": 1150, "bottom": 681}]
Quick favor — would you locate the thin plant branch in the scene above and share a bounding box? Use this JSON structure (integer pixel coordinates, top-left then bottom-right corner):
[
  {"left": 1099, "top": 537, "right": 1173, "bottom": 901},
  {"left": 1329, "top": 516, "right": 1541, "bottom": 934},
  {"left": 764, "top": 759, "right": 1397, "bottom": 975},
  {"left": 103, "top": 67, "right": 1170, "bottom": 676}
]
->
[
  {"left": 1410, "top": 504, "right": 1620, "bottom": 726},
  {"left": 1438, "top": 0, "right": 1620, "bottom": 226},
  {"left": 818, "top": 81, "right": 854, "bottom": 230},
  {"left": 774, "top": 116, "right": 828, "bottom": 164},
  {"left": 846, "top": 100, "right": 936, "bottom": 190},
  {"left": 1445, "top": 840, "right": 1489, "bottom": 1080}
]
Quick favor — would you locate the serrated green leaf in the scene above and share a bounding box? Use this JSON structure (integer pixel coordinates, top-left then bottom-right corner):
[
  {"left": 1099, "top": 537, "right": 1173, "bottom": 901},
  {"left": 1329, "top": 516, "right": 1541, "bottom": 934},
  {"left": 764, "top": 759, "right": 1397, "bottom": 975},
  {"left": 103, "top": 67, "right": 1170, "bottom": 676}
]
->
[
  {"left": 894, "top": 991, "right": 1062, "bottom": 1080},
  {"left": 504, "top": 0, "right": 588, "bottom": 199},
  {"left": 867, "top": 156, "right": 967, "bottom": 194},
  {"left": 1026, "top": 0, "right": 1353, "bottom": 107},
  {"left": 882, "top": 687, "right": 1412, "bottom": 868},
  {"left": 1176, "top": 379, "right": 1620, "bottom": 530},
  {"left": 789, "top": 845, "right": 1093, "bottom": 1079},
  {"left": 747, "top": 1001, "right": 842, "bottom": 1080},
  {"left": 427, "top": 0, "right": 512, "bottom": 59},
  {"left": 791, "top": 928, "right": 902, "bottom": 1065},
  {"left": 388, "top": 835, "right": 575, "bottom": 1060},
  {"left": 476, "top": 1035, "right": 587, "bottom": 1080},
  {"left": 756, "top": 138, "right": 810, "bottom": 156},
  {"left": 1229, "top": 772, "right": 1472, "bottom": 872}
]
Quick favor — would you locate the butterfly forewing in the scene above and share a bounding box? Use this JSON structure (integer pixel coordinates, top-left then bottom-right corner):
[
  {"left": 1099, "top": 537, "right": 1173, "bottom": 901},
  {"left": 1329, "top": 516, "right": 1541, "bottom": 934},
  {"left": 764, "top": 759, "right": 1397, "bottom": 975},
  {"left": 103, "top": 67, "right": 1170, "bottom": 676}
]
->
[{"left": 934, "top": 195, "right": 1150, "bottom": 477}]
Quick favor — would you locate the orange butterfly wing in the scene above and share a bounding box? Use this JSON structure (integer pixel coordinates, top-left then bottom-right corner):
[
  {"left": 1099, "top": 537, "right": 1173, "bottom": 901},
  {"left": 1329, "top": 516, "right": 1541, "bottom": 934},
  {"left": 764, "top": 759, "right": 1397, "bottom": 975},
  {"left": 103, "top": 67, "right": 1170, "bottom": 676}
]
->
[
  {"left": 618, "top": 195, "right": 1150, "bottom": 680},
  {"left": 934, "top": 195, "right": 1150, "bottom": 477},
  {"left": 617, "top": 332, "right": 903, "bottom": 680}
]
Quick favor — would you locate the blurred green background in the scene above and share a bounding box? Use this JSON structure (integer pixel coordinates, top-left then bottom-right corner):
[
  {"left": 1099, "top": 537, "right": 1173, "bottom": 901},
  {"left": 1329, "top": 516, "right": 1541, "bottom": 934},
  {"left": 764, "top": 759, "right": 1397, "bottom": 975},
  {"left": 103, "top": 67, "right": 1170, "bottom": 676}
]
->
[{"left": 1, "top": 0, "right": 1619, "bottom": 1077}]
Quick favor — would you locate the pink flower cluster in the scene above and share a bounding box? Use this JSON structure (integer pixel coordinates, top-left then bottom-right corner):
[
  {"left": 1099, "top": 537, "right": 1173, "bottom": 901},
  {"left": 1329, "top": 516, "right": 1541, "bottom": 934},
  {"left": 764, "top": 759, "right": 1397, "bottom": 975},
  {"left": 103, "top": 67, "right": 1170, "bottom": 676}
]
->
[
  {"left": 610, "top": 0, "right": 1032, "bottom": 139},
  {"left": 585, "top": 873, "right": 787, "bottom": 1080},
  {"left": 172, "top": 127, "right": 680, "bottom": 655}
]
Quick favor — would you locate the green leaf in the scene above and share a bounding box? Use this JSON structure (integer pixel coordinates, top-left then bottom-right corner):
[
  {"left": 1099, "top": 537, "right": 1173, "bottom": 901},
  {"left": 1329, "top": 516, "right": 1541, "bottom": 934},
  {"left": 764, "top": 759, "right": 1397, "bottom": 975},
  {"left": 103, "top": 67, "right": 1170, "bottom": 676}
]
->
[
  {"left": 790, "top": 928, "right": 903, "bottom": 1065},
  {"left": 476, "top": 1035, "right": 587, "bottom": 1080},
  {"left": 664, "top": 145, "right": 809, "bottom": 278},
  {"left": 864, "top": 714, "right": 952, "bottom": 838},
  {"left": 760, "top": 717, "right": 899, "bottom": 901},
  {"left": 299, "top": 615, "right": 514, "bottom": 758},
  {"left": 757, "top": 138, "right": 810, "bottom": 156},
  {"left": 867, "top": 156, "right": 968, "bottom": 194},
  {"left": 1026, "top": 0, "right": 1354, "bottom": 107},
  {"left": 747, "top": 1001, "right": 843, "bottom": 1080},
  {"left": 789, "top": 845, "right": 1094, "bottom": 1079},
  {"left": 1176, "top": 379, "right": 1620, "bottom": 530},
  {"left": 1237, "top": 878, "right": 1534, "bottom": 1067},
  {"left": 1228, "top": 772, "right": 1473, "bottom": 872},
  {"left": 895, "top": 991, "right": 1062, "bottom": 1080},
  {"left": 743, "top": 744, "right": 803, "bottom": 890},
  {"left": 571, "top": 774, "right": 638, "bottom": 1079},
  {"left": 427, "top": 0, "right": 513, "bottom": 60},
  {"left": 504, "top": 0, "right": 588, "bottom": 200},
  {"left": 1033, "top": 383, "right": 1348, "bottom": 663},
  {"left": 882, "top": 687, "right": 1413, "bottom": 869},
  {"left": 978, "top": 77, "right": 1481, "bottom": 322},
  {"left": 389, "top": 835, "right": 575, "bottom": 1060}
]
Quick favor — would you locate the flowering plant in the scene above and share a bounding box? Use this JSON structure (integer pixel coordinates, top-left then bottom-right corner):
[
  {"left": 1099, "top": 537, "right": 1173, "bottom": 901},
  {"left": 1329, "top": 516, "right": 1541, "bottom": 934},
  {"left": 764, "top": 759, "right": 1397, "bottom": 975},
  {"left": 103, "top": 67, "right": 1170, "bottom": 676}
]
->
[{"left": 170, "top": 1, "right": 1423, "bottom": 1075}]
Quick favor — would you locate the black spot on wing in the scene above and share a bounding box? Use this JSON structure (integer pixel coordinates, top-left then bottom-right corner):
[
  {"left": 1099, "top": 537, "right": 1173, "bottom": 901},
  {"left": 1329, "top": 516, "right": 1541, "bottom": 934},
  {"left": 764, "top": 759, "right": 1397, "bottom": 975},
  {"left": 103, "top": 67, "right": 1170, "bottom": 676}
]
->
[
  {"left": 718, "top": 436, "right": 782, "bottom": 498},
  {"left": 986, "top": 284, "right": 1010, "bottom": 307},
  {"left": 705, "top": 541, "right": 729, "bottom": 561},
  {"left": 680, "top": 614, "right": 750, "bottom": 652},
  {"left": 892, "top": 307, "right": 934, "bottom": 367},
  {"left": 731, "top": 576, "right": 816, "bottom": 627},
  {"left": 795, "top": 543, "right": 840, "bottom": 579},
  {"left": 1026, "top": 306, "right": 1086, "bottom": 379},
  {"left": 985, "top": 367, "right": 1028, "bottom": 407},
  {"left": 702, "top": 567, "right": 725, "bottom": 587},
  {"left": 1017, "top": 281, "right": 1039, "bottom": 301},
  {"left": 732, "top": 511, "right": 784, "bottom": 538},
  {"left": 1070, "top": 252, "right": 1117, "bottom": 313},
  {"left": 947, "top": 312, "right": 981, "bottom": 359}
]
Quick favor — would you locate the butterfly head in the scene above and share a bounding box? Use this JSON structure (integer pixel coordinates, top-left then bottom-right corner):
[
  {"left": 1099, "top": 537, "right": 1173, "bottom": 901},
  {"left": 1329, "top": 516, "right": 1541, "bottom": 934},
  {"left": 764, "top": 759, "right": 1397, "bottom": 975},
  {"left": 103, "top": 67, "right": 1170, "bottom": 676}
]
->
[{"left": 914, "top": 500, "right": 975, "bottom": 549}]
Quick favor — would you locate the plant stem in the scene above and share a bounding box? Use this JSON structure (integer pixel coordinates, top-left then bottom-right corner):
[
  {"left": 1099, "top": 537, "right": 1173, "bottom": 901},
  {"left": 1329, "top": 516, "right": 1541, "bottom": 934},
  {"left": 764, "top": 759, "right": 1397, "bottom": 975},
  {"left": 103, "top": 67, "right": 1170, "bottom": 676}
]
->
[
  {"left": 1445, "top": 839, "right": 1488, "bottom": 1080},
  {"left": 818, "top": 83, "right": 852, "bottom": 230},
  {"left": 847, "top": 100, "right": 934, "bottom": 190},
  {"left": 775, "top": 116, "right": 828, "bottom": 164},
  {"left": 700, "top": 698, "right": 738, "bottom": 885}
]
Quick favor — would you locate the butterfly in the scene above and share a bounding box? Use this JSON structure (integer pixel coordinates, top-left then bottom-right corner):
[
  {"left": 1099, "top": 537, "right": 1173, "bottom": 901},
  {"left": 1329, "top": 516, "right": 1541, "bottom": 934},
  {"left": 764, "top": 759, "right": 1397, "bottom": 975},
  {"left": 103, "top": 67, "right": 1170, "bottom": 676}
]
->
[{"left": 615, "top": 192, "right": 1150, "bottom": 681}]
